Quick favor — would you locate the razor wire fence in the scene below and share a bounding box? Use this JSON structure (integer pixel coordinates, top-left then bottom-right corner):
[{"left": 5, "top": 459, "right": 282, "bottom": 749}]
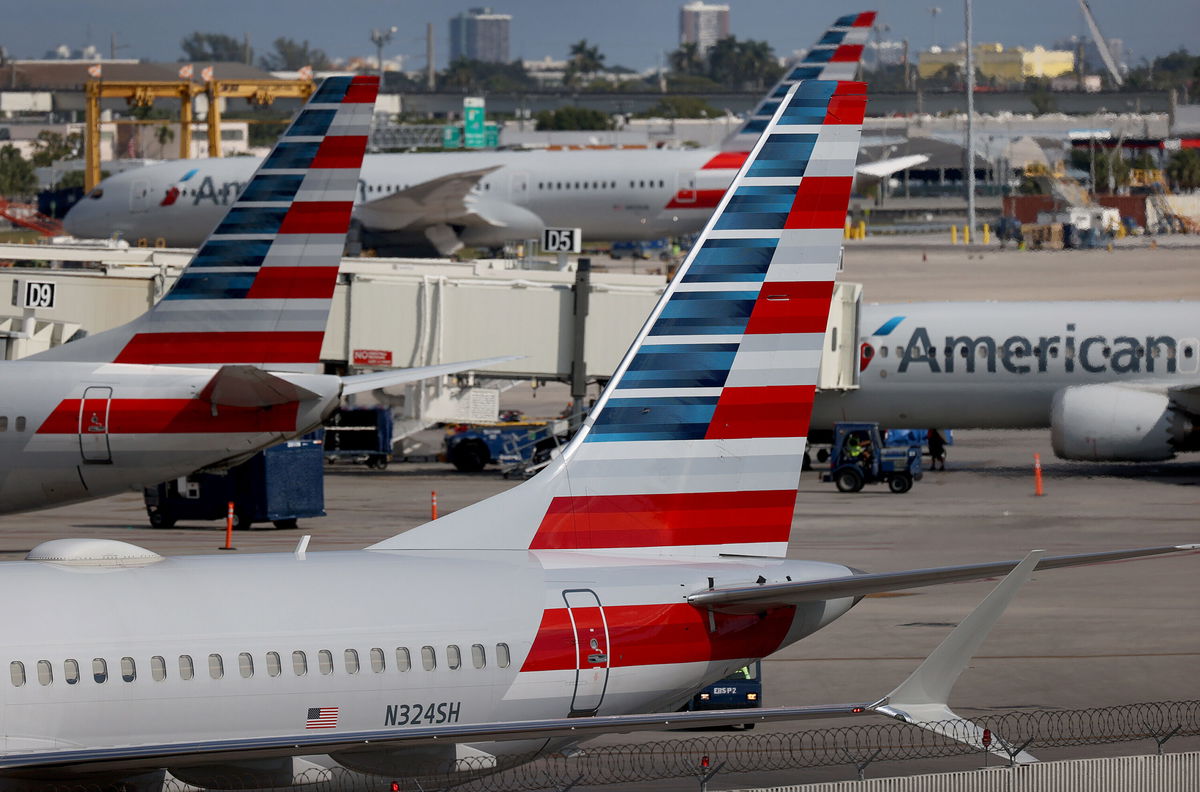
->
[{"left": 43, "top": 699, "right": 1200, "bottom": 792}]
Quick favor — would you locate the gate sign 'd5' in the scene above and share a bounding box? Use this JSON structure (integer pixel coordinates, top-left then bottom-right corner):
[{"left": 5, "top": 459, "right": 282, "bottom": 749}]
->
[{"left": 542, "top": 228, "right": 581, "bottom": 254}]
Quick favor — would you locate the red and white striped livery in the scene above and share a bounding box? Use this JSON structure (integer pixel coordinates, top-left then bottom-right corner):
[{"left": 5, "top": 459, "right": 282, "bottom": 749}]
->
[{"left": 0, "top": 75, "right": 511, "bottom": 515}]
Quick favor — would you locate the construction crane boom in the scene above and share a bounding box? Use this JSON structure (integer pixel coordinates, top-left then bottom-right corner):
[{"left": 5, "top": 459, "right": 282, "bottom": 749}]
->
[{"left": 1076, "top": 0, "right": 1123, "bottom": 87}]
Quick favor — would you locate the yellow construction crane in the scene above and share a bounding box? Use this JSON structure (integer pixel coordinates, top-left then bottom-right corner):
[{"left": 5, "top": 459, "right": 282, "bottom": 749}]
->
[{"left": 84, "top": 78, "right": 315, "bottom": 192}]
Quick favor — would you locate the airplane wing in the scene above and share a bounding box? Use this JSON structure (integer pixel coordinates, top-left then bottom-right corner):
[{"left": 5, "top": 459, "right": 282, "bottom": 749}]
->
[
  {"left": 855, "top": 153, "right": 930, "bottom": 180},
  {"left": 353, "top": 166, "right": 503, "bottom": 232},
  {"left": 340, "top": 355, "right": 522, "bottom": 395},
  {"left": 686, "top": 544, "right": 1196, "bottom": 614}
]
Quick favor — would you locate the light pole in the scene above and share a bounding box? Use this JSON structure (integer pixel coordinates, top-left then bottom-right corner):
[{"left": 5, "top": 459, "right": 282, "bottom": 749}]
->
[
  {"left": 370, "top": 26, "right": 398, "bottom": 84},
  {"left": 964, "top": 0, "right": 976, "bottom": 240}
]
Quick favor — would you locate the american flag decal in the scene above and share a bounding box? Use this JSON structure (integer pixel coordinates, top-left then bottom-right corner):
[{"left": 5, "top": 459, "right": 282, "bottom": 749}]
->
[{"left": 305, "top": 707, "right": 339, "bottom": 729}]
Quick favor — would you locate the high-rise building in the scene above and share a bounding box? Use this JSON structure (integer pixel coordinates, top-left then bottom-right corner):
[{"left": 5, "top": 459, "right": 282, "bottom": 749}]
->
[
  {"left": 449, "top": 7, "right": 512, "bottom": 64},
  {"left": 679, "top": 1, "right": 730, "bottom": 56}
]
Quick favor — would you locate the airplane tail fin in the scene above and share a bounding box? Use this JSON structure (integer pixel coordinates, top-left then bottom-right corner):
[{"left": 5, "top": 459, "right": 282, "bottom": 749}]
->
[
  {"left": 33, "top": 76, "right": 379, "bottom": 371},
  {"left": 720, "top": 12, "right": 874, "bottom": 152},
  {"left": 370, "top": 80, "right": 866, "bottom": 557}
]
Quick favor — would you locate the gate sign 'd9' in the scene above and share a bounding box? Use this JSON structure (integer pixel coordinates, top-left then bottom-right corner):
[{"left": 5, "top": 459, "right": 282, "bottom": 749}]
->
[
  {"left": 542, "top": 228, "right": 581, "bottom": 254},
  {"left": 14, "top": 280, "right": 56, "bottom": 310}
]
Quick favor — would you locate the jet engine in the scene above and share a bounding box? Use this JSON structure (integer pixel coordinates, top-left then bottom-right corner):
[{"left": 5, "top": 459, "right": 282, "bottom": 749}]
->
[{"left": 1050, "top": 384, "right": 1198, "bottom": 461}]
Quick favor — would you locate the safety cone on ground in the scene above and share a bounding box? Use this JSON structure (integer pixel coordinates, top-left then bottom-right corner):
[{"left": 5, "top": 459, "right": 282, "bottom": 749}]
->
[
  {"left": 1033, "top": 453, "right": 1044, "bottom": 496},
  {"left": 431, "top": 491, "right": 439, "bottom": 520}
]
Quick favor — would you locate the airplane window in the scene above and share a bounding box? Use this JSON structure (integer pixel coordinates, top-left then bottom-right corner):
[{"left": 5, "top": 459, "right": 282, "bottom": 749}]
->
[
  {"left": 64, "top": 659, "right": 80, "bottom": 685},
  {"left": 92, "top": 658, "right": 107, "bottom": 684},
  {"left": 447, "top": 645, "right": 462, "bottom": 670},
  {"left": 120, "top": 657, "right": 136, "bottom": 683},
  {"left": 496, "top": 643, "right": 511, "bottom": 669},
  {"left": 0, "top": 417, "right": 5, "bottom": 431},
  {"left": 1033, "top": 347, "right": 1041, "bottom": 357},
  {"left": 318, "top": 650, "right": 334, "bottom": 675},
  {"left": 639, "top": 180, "right": 644, "bottom": 188},
  {"left": 344, "top": 649, "right": 360, "bottom": 675},
  {"left": 1050, "top": 346, "right": 1059, "bottom": 357},
  {"left": 15, "top": 417, "right": 25, "bottom": 432},
  {"left": 178, "top": 655, "right": 194, "bottom": 680},
  {"left": 37, "top": 660, "right": 52, "bottom": 686},
  {"left": 370, "top": 648, "right": 385, "bottom": 673},
  {"left": 292, "top": 651, "right": 308, "bottom": 676},
  {"left": 471, "top": 644, "right": 486, "bottom": 669},
  {"left": 395, "top": 647, "right": 411, "bottom": 672},
  {"left": 208, "top": 654, "right": 223, "bottom": 680},
  {"left": 150, "top": 656, "right": 166, "bottom": 682},
  {"left": 1151, "top": 347, "right": 1160, "bottom": 358},
  {"left": 421, "top": 646, "right": 436, "bottom": 671},
  {"left": 629, "top": 181, "right": 634, "bottom": 188},
  {"left": 266, "top": 652, "right": 281, "bottom": 677},
  {"left": 88, "top": 188, "right": 104, "bottom": 200},
  {"left": 238, "top": 653, "right": 254, "bottom": 679},
  {"left": 1102, "top": 347, "right": 1111, "bottom": 358},
  {"left": 1185, "top": 346, "right": 1195, "bottom": 359},
  {"left": 978, "top": 347, "right": 987, "bottom": 358},
  {"left": 895, "top": 347, "right": 902, "bottom": 358},
  {"left": 880, "top": 347, "right": 888, "bottom": 358},
  {"left": 958, "top": 347, "right": 968, "bottom": 358},
  {"left": 9, "top": 661, "right": 24, "bottom": 687}
]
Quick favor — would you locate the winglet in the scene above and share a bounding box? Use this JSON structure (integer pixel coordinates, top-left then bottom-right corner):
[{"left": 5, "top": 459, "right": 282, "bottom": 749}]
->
[{"left": 871, "top": 550, "right": 1043, "bottom": 763}]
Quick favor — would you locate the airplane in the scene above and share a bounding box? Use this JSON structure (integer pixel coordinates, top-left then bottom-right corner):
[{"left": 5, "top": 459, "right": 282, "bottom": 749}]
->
[
  {"left": 0, "top": 75, "right": 512, "bottom": 516},
  {"left": 0, "top": 79, "right": 1190, "bottom": 790},
  {"left": 62, "top": 12, "right": 924, "bottom": 256},
  {"left": 811, "top": 302, "right": 1200, "bottom": 461}
]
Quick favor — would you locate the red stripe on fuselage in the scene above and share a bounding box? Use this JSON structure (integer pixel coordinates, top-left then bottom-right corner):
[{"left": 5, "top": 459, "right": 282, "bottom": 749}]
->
[
  {"left": 114, "top": 331, "right": 325, "bottom": 365},
  {"left": 705, "top": 385, "right": 815, "bottom": 440},
  {"left": 701, "top": 151, "right": 749, "bottom": 170},
  {"left": 664, "top": 189, "right": 725, "bottom": 210},
  {"left": 246, "top": 266, "right": 340, "bottom": 299},
  {"left": 783, "top": 177, "right": 855, "bottom": 229},
  {"left": 309, "top": 136, "right": 368, "bottom": 169},
  {"left": 530, "top": 490, "right": 797, "bottom": 550},
  {"left": 744, "top": 281, "right": 835, "bottom": 335},
  {"left": 277, "top": 201, "right": 355, "bottom": 234},
  {"left": 520, "top": 602, "right": 795, "bottom": 672},
  {"left": 37, "top": 398, "right": 299, "bottom": 434}
]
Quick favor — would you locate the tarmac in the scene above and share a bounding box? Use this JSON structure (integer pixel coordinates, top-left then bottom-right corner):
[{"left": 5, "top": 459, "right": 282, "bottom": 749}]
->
[{"left": 0, "top": 234, "right": 1197, "bottom": 788}]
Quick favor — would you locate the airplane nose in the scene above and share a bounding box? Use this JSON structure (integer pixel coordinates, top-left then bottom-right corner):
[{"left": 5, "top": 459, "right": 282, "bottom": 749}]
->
[{"left": 63, "top": 197, "right": 109, "bottom": 239}]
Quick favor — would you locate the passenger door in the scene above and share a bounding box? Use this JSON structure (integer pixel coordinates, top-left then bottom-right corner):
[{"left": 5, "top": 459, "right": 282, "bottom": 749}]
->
[
  {"left": 563, "top": 589, "right": 610, "bottom": 715},
  {"left": 78, "top": 386, "right": 113, "bottom": 464},
  {"left": 674, "top": 171, "right": 697, "bottom": 204},
  {"left": 130, "top": 180, "right": 152, "bottom": 214}
]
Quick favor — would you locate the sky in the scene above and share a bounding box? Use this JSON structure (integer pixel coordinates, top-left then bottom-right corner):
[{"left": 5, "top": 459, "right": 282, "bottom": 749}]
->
[{"left": 4, "top": 0, "right": 1197, "bottom": 72}]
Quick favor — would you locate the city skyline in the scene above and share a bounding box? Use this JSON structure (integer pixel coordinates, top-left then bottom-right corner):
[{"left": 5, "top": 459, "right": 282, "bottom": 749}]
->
[{"left": 3, "top": 0, "right": 1196, "bottom": 73}]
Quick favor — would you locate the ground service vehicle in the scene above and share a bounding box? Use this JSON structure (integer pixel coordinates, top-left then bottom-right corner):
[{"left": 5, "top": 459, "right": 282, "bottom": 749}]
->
[
  {"left": 823, "top": 422, "right": 922, "bottom": 494},
  {"left": 684, "top": 661, "right": 763, "bottom": 728}
]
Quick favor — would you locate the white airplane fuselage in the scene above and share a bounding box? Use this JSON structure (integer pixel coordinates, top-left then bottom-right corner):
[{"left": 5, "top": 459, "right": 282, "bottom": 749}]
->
[
  {"left": 818, "top": 301, "right": 1200, "bottom": 428},
  {"left": 0, "top": 548, "right": 854, "bottom": 776},
  {"left": 64, "top": 149, "right": 732, "bottom": 248},
  {"left": 0, "top": 362, "right": 338, "bottom": 513}
]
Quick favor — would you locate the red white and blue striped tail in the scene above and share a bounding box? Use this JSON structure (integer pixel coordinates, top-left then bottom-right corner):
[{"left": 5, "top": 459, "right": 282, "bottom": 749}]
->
[
  {"left": 721, "top": 12, "right": 873, "bottom": 152},
  {"left": 370, "top": 80, "right": 866, "bottom": 558},
  {"left": 34, "top": 75, "right": 379, "bottom": 371}
]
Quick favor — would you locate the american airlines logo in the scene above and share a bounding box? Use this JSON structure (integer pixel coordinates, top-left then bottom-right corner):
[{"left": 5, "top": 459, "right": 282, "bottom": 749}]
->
[{"left": 890, "top": 324, "right": 1191, "bottom": 375}]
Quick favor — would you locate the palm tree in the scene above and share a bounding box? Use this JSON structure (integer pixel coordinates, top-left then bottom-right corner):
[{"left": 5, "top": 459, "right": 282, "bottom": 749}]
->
[
  {"left": 669, "top": 42, "right": 703, "bottom": 76},
  {"left": 565, "top": 39, "right": 605, "bottom": 87}
]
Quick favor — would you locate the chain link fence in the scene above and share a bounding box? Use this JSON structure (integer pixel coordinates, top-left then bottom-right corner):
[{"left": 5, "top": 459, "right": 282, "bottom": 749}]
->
[{"left": 37, "top": 700, "right": 1200, "bottom": 792}]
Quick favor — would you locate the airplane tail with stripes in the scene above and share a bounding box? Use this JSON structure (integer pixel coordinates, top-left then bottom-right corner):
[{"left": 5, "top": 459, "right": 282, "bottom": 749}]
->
[
  {"left": 721, "top": 12, "right": 873, "bottom": 152},
  {"left": 33, "top": 75, "right": 379, "bottom": 371},
  {"left": 371, "top": 80, "right": 866, "bottom": 557}
]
